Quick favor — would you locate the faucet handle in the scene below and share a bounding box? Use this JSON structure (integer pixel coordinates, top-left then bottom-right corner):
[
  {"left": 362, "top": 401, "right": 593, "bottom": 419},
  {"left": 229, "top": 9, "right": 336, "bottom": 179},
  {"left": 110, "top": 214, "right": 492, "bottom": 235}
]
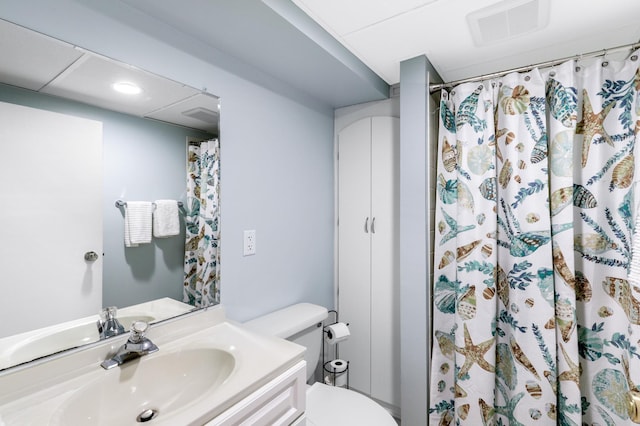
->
[
  {"left": 100, "top": 306, "right": 118, "bottom": 321},
  {"left": 129, "top": 321, "right": 149, "bottom": 343},
  {"left": 97, "top": 306, "right": 125, "bottom": 339}
]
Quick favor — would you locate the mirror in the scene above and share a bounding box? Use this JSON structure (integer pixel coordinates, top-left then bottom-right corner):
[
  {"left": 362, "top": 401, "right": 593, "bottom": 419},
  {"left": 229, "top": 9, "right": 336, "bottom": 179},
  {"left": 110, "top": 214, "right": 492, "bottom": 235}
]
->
[{"left": 0, "top": 19, "right": 220, "bottom": 370}]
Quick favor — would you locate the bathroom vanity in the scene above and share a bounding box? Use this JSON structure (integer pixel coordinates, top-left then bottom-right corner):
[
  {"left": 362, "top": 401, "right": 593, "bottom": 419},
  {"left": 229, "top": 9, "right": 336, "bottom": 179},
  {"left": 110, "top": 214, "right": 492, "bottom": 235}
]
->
[{"left": 0, "top": 306, "right": 307, "bottom": 425}]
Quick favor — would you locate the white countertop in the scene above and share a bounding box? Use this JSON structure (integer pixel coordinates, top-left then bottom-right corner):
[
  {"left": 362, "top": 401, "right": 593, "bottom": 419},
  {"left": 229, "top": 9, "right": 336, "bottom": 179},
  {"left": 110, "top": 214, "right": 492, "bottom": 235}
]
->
[{"left": 0, "top": 306, "right": 305, "bottom": 425}]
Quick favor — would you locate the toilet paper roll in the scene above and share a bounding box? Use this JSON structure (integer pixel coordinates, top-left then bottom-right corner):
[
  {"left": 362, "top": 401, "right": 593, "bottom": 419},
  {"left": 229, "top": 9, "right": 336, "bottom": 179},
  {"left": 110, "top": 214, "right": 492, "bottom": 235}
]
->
[
  {"left": 328, "top": 359, "right": 348, "bottom": 387},
  {"left": 329, "top": 358, "right": 348, "bottom": 373},
  {"left": 324, "top": 322, "right": 350, "bottom": 345}
]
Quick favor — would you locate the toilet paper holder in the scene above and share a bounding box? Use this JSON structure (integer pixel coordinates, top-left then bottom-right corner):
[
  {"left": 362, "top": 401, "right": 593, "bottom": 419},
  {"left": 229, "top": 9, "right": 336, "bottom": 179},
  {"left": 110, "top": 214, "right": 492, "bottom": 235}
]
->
[{"left": 322, "top": 310, "right": 350, "bottom": 389}]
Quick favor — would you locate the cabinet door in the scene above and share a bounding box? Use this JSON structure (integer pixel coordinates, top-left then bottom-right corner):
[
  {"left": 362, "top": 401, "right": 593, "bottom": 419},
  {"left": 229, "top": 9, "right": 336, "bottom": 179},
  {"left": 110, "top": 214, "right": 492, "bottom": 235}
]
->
[
  {"left": 208, "top": 361, "right": 306, "bottom": 425},
  {"left": 370, "top": 116, "right": 400, "bottom": 406},
  {"left": 337, "top": 117, "right": 372, "bottom": 394}
]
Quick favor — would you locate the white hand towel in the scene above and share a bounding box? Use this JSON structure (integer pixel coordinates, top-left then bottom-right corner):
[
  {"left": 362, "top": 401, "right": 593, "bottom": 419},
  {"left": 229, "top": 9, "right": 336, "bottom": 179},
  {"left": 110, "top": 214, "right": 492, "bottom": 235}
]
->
[
  {"left": 153, "top": 200, "right": 180, "bottom": 238},
  {"left": 124, "top": 201, "right": 153, "bottom": 247}
]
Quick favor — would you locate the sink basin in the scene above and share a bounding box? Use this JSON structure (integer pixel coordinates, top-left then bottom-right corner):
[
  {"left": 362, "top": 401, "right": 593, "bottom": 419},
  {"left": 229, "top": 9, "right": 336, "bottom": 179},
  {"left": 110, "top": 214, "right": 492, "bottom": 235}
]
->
[
  {"left": 8, "top": 316, "right": 154, "bottom": 366},
  {"left": 51, "top": 348, "right": 235, "bottom": 425}
]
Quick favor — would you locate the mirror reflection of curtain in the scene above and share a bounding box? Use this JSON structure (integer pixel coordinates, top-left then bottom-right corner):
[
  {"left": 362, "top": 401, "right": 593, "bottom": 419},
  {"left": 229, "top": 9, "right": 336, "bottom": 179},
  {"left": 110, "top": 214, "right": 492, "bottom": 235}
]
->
[
  {"left": 429, "top": 50, "right": 640, "bottom": 424},
  {"left": 183, "top": 139, "right": 220, "bottom": 307}
]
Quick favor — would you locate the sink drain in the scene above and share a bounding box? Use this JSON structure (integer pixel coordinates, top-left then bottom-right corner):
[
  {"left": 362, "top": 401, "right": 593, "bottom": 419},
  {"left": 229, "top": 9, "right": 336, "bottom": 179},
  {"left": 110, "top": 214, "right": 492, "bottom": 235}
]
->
[{"left": 136, "top": 408, "right": 159, "bottom": 423}]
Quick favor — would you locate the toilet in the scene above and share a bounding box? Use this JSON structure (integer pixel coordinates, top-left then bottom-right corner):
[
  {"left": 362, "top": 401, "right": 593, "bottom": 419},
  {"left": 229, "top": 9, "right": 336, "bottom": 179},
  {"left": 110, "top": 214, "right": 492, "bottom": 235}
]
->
[{"left": 243, "top": 303, "right": 398, "bottom": 426}]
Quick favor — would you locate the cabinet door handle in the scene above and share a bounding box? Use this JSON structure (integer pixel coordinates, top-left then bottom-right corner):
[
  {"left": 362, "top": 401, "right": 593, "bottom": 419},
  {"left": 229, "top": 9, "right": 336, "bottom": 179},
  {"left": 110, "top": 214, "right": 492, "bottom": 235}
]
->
[
  {"left": 371, "top": 217, "right": 376, "bottom": 234},
  {"left": 364, "top": 217, "right": 369, "bottom": 233}
]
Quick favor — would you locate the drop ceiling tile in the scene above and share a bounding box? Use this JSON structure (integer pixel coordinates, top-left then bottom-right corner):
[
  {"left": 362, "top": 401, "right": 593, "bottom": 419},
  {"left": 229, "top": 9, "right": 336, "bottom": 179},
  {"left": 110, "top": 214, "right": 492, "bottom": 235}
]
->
[
  {"left": 0, "top": 19, "right": 83, "bottom": 91},
  {"left": 41, "top": 54, "right": 200, "bottom": 118},
  {"left": 145, "top": 92, "right": 219, "bottom": 134},
  {"left": 293, "top": 0, "right": 438, "bottom": 36},
  {"left": 341, "top": 0, "right": 478, "bottom": 83},
  {"left": 342, "top": 0, "right": 640, "bottom": 84}
]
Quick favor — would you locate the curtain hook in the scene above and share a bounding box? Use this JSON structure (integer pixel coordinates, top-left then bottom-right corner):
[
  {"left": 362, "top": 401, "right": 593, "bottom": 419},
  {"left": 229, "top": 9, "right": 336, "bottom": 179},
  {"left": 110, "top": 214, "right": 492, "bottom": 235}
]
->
[
  {"left": 575, "top": 54, "right": 582, "bottom": 72},
  {"left": 602, "top": 49, "right": 609, "bottom": 67},
  {"left": 549, "top": 62, "right": 556, "bottom": 78},
  {"left": 477, "top": 76, "right": 486, "bottom": 91}
]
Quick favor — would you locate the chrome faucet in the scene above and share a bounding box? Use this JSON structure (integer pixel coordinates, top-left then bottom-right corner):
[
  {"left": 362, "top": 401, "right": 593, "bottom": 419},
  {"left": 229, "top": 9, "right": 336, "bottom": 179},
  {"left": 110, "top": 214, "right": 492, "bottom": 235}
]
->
[
  {"left": 97, "top": 306, "right": 125, "bottom": 339},
  {"left": 100, "top": 321, "right": 159, "bottom": 369}
]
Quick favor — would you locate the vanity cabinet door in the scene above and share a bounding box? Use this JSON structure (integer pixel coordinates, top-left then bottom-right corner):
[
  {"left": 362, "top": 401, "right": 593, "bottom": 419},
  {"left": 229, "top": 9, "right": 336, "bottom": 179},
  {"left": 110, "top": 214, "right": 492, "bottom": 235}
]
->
[{"left": 207, "top": 360, "right": 306, "bottom": 426}]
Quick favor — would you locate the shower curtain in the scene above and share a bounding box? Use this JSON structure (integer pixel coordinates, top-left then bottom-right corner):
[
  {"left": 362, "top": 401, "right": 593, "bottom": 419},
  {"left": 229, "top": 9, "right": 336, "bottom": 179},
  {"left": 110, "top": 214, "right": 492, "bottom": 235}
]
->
[
  {"left": 183, "top": 138, "right": 220, "bottom": 308},
  {"left": 429, "top": 50, "right": 640, "bottom": 425}
]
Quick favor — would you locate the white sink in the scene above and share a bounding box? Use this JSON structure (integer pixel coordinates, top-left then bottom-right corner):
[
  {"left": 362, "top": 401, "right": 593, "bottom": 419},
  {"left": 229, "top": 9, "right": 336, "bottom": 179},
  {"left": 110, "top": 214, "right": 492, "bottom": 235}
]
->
[
  {"left": 0, "top": 306, "right": 305, "bottom": 426},
  {"left": 51, "top": 348, "right": 235, "bottom": 425}
]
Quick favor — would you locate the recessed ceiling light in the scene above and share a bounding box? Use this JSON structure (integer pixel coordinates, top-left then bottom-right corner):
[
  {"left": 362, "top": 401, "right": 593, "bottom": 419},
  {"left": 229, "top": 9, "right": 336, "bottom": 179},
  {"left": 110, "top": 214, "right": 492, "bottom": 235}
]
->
[{"left": 112, "top": 81, "right": 142, "bottom": 95}]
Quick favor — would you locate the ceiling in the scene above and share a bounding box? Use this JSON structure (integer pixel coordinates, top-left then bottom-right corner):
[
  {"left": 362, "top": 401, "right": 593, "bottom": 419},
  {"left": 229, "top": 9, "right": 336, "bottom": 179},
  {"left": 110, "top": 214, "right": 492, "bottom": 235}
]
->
[
  {"left": 0, "top": 19, "right": 219, "bottom": 133},
  {"left": 291, "top": 0, "right": 640, "bottom": 84},
  {"left": 100, "top": 0, "right": 640, "bottom": 103},
  {"left": 1, "top": 0, "right": 639, "bottom": 110}
]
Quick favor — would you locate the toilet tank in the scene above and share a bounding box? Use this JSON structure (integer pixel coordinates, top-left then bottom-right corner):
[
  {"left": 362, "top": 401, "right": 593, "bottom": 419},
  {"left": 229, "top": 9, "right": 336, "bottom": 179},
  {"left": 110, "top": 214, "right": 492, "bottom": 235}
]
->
[{"left": 244, "top": 303, "right": 328, "bottom": 381}]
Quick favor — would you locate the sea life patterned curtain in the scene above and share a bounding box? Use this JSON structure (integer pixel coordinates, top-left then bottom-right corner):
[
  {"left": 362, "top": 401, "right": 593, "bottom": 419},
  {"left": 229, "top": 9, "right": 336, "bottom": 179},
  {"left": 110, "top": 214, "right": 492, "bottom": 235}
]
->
[
  {"left": 429, "top": 50, "right": 640, "bottom": 425},
  {"left": 183, "top": 138, "right": 220, "bottom": 308}
]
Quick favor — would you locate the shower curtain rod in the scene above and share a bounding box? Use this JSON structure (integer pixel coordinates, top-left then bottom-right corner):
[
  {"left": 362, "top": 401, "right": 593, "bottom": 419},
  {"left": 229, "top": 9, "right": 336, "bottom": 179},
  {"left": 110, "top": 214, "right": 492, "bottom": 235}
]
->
[{"left": 429, "top": 41, "right": 640, "bottom": 93}]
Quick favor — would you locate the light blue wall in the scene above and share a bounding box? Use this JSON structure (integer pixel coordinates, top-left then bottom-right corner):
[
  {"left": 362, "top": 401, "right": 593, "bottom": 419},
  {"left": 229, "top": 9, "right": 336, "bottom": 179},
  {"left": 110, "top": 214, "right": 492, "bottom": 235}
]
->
[
  {"left": 100, "top": 110, "right": 209, "bottom": 308},
  {"left": 1, "top": 1, "right": 335, "bottom": 322},
  {"left": 0, "top": 83, "right": 211, "bottom": 307},
  {"left": 399, "top": 55, "right": 442, "bottom": 425}
]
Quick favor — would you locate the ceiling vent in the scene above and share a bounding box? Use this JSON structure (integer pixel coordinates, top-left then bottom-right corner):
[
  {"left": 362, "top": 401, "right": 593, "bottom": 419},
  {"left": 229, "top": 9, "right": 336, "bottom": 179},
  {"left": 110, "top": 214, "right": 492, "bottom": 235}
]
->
[
  {"left": 467, "top": 0, "right": 550, "bottom": 46},
  {"left": 182, "top": 107, "right": 219, "bottom": 123}
]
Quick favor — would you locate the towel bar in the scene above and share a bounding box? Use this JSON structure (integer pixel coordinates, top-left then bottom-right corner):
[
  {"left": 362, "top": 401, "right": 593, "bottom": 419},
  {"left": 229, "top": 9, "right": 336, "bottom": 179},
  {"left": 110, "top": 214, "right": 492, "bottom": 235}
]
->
[{"left": 115, "top": 200, "right": 184, "bottom": 208}]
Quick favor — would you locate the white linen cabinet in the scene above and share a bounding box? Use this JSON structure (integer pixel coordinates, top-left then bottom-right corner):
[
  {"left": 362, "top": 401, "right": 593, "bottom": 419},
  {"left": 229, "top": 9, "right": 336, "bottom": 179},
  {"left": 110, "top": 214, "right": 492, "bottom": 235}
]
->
[{"left": 337, "top": 116, "right": 400, "bottom": 409}]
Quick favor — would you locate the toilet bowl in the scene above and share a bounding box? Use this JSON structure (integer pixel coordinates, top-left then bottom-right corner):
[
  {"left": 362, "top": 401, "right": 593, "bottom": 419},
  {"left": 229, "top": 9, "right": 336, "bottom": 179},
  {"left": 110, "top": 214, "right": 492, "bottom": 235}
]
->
[
  {"left": 305, "top": 382, "right": 397, "bottom": 426},
  {"left": 244, "top": 303, "right": 397, "bottom": 426}
]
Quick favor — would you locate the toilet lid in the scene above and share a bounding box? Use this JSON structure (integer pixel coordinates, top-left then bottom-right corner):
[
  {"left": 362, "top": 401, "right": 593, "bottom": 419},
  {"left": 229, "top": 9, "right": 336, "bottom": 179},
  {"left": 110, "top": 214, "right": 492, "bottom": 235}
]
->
[{"left": 305, "top": 383, "right": 397, "bottom": 426}]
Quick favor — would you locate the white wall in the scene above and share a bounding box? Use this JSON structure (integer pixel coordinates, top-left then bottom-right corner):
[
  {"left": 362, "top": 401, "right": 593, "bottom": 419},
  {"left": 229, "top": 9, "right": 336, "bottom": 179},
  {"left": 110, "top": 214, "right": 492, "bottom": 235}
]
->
[{"left": 0, "top": 1, "right": 335, "bottom": 322}]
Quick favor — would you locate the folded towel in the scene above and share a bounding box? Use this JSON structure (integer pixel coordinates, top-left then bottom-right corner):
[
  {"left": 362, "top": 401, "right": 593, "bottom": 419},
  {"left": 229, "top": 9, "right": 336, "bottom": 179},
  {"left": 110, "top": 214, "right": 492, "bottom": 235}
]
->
[
  {"left": 124, "top": 201, "right": 153, "bottom": 247},
  {"left": 153, "top": 200, "right": 180, "bottom": 238}
]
